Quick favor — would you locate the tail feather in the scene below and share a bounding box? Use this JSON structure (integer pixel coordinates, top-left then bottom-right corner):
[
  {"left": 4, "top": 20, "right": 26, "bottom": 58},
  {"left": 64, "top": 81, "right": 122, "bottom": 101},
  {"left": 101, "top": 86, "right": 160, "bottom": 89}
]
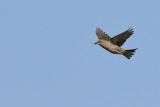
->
[{"left": 123, "top": 48, "right": 138, "bottom": 59}]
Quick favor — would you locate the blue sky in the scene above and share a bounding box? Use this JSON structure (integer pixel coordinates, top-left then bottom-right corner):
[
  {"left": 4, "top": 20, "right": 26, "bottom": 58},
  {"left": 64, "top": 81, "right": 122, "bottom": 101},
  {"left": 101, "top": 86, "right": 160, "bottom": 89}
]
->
[{"left": 0, "top": 0, "right": 160, "bottom": 107}]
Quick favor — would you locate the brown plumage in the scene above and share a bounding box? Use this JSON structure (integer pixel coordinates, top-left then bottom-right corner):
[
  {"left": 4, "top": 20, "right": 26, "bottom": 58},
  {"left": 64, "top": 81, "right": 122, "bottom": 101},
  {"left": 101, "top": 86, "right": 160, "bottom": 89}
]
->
[{"left": 95, "top": 27, "right": 138, "bottom": 59}]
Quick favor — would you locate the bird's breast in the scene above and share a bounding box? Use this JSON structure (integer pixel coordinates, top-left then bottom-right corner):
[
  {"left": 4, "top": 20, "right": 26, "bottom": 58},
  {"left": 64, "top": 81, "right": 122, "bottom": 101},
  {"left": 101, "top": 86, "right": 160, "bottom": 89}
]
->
[{"left": 100, "top": 41, "right": 123, "bottom": 54}]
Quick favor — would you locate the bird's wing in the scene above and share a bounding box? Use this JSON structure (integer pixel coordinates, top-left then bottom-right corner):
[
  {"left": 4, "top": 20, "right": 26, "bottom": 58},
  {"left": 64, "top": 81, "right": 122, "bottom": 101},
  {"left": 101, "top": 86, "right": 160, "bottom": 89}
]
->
[
  {"left": 96, "top": 27, "right": 111, "bottom": 41},
  {"left": 110, "top": 28, "right": 134, "bottom": 47}
]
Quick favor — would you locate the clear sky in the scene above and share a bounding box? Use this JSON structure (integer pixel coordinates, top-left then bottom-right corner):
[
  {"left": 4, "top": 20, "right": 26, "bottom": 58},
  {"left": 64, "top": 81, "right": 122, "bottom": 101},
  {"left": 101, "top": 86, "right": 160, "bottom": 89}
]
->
[{"left": 0, "top": 0, "right": 160, "bottom": 107}]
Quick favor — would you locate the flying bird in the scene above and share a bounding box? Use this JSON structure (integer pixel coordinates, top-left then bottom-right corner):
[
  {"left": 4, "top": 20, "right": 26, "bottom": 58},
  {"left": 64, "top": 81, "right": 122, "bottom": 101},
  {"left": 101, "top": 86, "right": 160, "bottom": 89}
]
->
[{"left": 95, "top": 27, "right": 138, "bottom": 59}]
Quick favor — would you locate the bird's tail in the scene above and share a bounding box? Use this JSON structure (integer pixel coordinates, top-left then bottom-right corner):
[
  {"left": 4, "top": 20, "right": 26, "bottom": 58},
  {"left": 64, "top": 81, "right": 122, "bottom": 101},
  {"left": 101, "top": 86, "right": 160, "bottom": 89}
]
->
[{"left": 122, "top": 48, "right": 138, "bottom": 59}]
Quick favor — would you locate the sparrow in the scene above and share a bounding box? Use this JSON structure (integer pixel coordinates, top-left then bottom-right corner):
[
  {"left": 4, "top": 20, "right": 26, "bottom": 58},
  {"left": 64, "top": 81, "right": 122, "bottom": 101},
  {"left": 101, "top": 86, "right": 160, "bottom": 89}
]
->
[{"left": 95, "top": 27, "right": 138, "bottom": 59}]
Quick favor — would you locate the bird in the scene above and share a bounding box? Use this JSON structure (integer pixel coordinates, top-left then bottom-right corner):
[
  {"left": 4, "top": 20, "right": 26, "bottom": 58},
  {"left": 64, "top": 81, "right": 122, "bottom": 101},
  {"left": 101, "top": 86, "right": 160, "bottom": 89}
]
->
[{"left": 94, "top": 27, "right": 138, "bottom": 59}]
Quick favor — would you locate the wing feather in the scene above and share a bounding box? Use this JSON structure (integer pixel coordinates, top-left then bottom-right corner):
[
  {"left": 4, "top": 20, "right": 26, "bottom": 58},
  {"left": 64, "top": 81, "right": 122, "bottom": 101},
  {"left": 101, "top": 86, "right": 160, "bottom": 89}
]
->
[
  {"left": 110, "top": 28, "right": 134, "bottom": 47},
  {"left": 96, "top": 27, "right": 111, "bottom": 41}
]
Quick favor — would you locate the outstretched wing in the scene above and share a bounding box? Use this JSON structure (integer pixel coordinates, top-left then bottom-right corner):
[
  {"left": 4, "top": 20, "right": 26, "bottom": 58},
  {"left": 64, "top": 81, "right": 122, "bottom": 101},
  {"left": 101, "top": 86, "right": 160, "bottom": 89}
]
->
[
  {"left": 96, "top": 27, "right": 111, "bottom": 41},
  {"left": 110, "top": 28, "right": 134, "bottom": 47}
]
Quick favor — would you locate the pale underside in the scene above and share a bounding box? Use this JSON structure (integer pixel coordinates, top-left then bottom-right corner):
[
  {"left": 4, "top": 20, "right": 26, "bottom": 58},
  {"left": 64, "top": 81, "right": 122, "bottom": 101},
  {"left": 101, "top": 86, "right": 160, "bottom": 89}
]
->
[{"left": 99, "top": 40, "right": 125, "bottom": 54}]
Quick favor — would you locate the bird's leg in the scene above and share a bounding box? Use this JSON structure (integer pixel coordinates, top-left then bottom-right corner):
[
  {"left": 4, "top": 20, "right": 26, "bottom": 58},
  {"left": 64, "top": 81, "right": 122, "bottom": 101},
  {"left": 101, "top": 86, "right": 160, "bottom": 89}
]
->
[{"left": 114, "top": 49, "right": 122, "bottom": 54}]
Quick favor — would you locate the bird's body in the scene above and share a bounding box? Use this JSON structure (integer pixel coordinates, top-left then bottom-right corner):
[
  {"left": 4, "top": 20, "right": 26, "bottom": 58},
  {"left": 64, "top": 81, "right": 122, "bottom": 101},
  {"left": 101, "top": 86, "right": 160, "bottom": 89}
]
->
[
  {"left": 98, "top": 39, "right": 125, "bottom": 54},
  {"left": 95, "top": 27, "right": 138, "bottom": 59}
]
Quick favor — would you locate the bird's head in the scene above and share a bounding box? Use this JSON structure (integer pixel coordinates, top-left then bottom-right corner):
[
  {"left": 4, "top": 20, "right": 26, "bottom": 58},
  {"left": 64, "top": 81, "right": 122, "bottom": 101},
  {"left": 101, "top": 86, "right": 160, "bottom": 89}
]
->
[{"left": 94, "top": 39, "right": 105, "bottom": 45}]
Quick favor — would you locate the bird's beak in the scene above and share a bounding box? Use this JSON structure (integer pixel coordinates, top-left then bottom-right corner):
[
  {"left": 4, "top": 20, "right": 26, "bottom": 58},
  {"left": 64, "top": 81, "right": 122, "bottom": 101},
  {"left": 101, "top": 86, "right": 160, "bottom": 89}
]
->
[{"left": 94, "top": 41, "right": 99, "bottom": 45}]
